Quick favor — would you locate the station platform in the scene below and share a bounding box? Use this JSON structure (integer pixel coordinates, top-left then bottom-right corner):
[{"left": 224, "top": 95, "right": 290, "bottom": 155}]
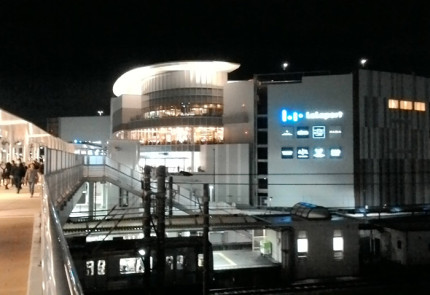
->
[{"left": 0, "top": 183, "right": 42, "bottom": 295}]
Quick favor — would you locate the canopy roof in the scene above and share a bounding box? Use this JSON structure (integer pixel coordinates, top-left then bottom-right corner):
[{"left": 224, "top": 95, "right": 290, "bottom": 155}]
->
[{"left": 113, "top": 61, "right": 240, "bottom": 97}]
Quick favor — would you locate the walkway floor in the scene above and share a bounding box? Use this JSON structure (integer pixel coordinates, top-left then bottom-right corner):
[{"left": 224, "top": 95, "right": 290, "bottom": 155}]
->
[{"left": 0, "top": 183, "right": 42, "bottom": 295}]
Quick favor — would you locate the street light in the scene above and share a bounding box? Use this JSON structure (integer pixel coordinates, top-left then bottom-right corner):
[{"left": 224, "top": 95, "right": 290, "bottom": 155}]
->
[
  {"left": 282, "top": 62, "right": 289, "bottom": 71},
  {"left": 360, "top": 58, "right": 368, "bottom": 67}
]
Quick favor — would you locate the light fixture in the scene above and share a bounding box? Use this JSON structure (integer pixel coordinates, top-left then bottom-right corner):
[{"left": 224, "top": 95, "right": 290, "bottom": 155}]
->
[
  {"left": 97, "top": 110, "right": 104, "bottom": 116},
  {"left": 360, "top": 58, "right": 368, "bottom": 67},
  {"left": 138, "top": 249, "right": 146, "bottom": 256},
  {"left": 282, "top": 62, "right": 289, "bottom": 71}
]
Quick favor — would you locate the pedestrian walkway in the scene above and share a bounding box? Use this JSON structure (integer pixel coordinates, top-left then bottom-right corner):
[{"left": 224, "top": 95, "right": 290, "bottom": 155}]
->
[{"left": 0, "top": 183, "right": 42, "bottom": 295}]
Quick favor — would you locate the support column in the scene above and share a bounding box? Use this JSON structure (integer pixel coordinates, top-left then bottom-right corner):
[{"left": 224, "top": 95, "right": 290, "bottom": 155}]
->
[{"left": 88, "top": 182, "right": 94, "bottom": 220}]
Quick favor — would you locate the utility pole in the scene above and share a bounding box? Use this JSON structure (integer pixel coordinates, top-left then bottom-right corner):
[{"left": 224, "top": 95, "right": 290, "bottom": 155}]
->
[
  {"left": 155, "top": 166, "right": 166, "bottom": 294},
  {"left": 168, "top": 176, "right": 173, "bottom": 216},
  {"left": 203, "top": 184, "right": 210, "bottom": 295},
  {"left": 142, "top": 165, "right": 152, "bottom": 292}
]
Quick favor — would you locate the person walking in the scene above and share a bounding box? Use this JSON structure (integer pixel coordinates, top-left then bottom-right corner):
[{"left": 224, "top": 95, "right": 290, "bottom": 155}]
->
[
  {"left": 13, "top": 160, "right": 26, "bottom": 193},
  {"left": 25, "top": 163, "right": 39, "bottom": 197},
  {"left": 4, "top": 162, "right": 12, "bottom": 189}
]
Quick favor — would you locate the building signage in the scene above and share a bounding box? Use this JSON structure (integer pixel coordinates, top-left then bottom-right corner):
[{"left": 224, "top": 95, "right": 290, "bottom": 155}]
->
[
  {"left": 281, "top": 127, "right": 294, "bottom": 137},
  {"left": 296, "top": 127, "right": 309, "bottom": 138},
  {"left": 313, "top": 147, "right": 326, "bottom": 158},
  {"left": 312, "top": 126, "right": 326, "bottom": 138},
  {"left": 281, "top": 109, "right": 343, "bottom": 123},
  {"left": 306, "top": 111, "right": 343, "bottom": 120},
  {"left": 281, "top": 147, "right": 294, "bottom": 159},
  {"left": 330, "top": 148, "right": 342, "bottom": 158},
  {"left": 297, "top": 147, "right": 309, "bottom": 159},
  {"left": 329, "top": 126, "right": 342, "bottom": 138}
]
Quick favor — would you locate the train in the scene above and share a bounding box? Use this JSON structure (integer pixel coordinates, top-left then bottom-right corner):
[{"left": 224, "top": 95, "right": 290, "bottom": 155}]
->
[{"left": 67, "top": 236, "right": 213, "bottom": 294}]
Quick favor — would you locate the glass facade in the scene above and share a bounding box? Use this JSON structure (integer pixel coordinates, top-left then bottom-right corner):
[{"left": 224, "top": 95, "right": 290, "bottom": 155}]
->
[{"left": 114, "top": 126, "right": 224, "bottom": 145}]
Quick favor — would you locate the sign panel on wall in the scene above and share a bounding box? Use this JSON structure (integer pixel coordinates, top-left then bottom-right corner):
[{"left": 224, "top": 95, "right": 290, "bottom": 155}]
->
[
  {"left": 312, "top": 126, "right": 326, "bottom": 138},
  {"left": 281, "top": 147, "right": 294, "bottom": 159},
  {"left": 297, "top": 147, "right": 309, "bottom": 159},
  {"left": 296, "top": 127, "right": 309, "bottom": 138}
]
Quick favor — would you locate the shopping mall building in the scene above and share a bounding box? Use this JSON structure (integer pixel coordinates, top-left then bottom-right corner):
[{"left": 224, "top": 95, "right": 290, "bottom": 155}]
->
[{"left": 70, "top": 61, "right": 430, "bottom": 209}]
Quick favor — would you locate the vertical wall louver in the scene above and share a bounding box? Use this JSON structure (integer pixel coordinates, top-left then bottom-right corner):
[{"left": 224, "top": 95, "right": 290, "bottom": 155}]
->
[{"left": 357, "top": 70, "right": 430, "bottom": 206}]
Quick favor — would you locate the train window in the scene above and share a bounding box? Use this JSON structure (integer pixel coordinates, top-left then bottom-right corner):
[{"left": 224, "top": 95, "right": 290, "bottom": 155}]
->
[
  {"left": 97, "top": 260, "right": 106, "bottom": 275},
  {"left": 297, "top": 231, "right": 308, "bottom": 258},
  {"left": 119, "top": 257, "right": 144, "bottom": 274},
  {"left": 166, "top": 256, "right": 174, "bottom": 270},
  {"left": 176, "top": 255, "right": 184, "bottom": 270},
  {"left": 198, "top": 253, "right": 204, "bottom": 267},
  {"left": 86, "top": 260, "right": 94, "bottom": 276}
]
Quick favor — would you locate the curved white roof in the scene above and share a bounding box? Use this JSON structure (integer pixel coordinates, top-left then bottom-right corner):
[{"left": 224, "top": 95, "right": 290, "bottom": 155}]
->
[{"left": 113, "top": 61, "right": 240, "bottom": 97}]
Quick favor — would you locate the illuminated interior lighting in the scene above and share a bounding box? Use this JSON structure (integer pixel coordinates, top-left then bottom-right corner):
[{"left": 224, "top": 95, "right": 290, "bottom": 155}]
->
[
  {"left": 400, "top": 100, "right": 413, "bottom": 110},
  {"left": 333, "top": 237, "right": 344, "bottom": 251},
  {"left": 414, "top": 101, "right": 426, "bottom": 111},
  {"left": 297, "top": 238, "right": 308, "bottom": 253},
  {"left": 388, "top": 99, "right": 399, "bottom": 109}
]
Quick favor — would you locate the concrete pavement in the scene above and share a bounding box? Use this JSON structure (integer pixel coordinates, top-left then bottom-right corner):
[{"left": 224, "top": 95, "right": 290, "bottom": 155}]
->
[{"left": 0, "top": 182, "right": 42, "bottom": 295}]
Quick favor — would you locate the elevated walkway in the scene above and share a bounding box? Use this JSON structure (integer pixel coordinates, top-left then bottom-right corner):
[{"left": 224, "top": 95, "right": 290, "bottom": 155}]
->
[{"left": 0, "top": 183, "right": 42, "bottom": 295}]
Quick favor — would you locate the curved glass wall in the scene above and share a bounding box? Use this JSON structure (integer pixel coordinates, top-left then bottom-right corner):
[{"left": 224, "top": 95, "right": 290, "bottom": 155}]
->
[
  {"left": 114, "top": 126, "right": 224, "bottom": 145},
  {"left": 129, "top": 87, "right": 223, "bottom": 123}
]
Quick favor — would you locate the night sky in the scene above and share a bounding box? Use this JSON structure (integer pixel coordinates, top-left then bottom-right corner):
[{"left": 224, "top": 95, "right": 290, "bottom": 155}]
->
[{"left": 1, "top": 0, "right": 429, "bottom": 129}]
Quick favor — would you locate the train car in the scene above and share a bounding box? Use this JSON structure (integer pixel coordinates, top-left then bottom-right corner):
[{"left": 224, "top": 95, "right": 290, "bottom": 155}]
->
[{"left": 67, "top": 236, "right": 213, "bottom": 294}]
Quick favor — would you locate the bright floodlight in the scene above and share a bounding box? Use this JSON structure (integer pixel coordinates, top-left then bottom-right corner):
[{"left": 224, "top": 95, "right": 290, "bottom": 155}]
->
[
  {"left": 138, "top": 249, "right": 146, "bottom": 256},
  {"left": 360, "top": 58, "right": 368, "bottom": 67},
  {"left": 282, "top": 62, "right": 289, "bottom": 70}
]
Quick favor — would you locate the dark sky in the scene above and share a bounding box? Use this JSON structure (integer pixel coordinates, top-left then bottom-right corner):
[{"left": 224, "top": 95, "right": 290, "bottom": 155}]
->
[{"left": 1, "top": 0, "right": 429, "bottom": 129}]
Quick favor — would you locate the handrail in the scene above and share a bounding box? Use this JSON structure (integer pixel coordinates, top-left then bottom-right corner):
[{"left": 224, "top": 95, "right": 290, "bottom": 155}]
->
[{"left": 41, "top": 179, "right": 84, "bottom": 294}]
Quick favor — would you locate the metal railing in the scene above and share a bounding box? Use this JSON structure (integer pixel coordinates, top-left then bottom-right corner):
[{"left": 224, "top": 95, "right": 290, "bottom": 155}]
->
[{"left": 41, "top": 148, "right": 85, "bottom": 295}]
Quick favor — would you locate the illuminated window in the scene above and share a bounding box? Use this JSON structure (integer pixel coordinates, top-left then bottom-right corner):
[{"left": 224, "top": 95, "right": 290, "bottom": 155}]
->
[
  {"left": 97, "top": 260, "right": 106, "bottom": 275},
  {"left": 333, "top": 230, "right": 344, "bottom": 260},
  {"left": 119, "top": 257, "right": 145, "bottom": 274},
  {"left": 86, "top": 260, "right": 94, "bottom": 276},
  {"left": 399, "top": 100, "right": 413, "bottom": 110},
  {"left": 388, "top": 99, "right": 399, "bottom": 109},
  {"left": 414, "top": 102, "right": 426, "bottom": 112},
  {"left": 166, "top": 256, "right": 174, "bottom": 270},
  {"left": 297, "top": 239, "right": 308, "bottom": 255},
  {"left": 333, "top": 237, "right": 344, "bottom": 251},
  {"left": 198, "top": 253, "right": 204, "bottom": 267},
  {"left": 176, "top": 255, "right": 184, "bottom": 270},
  {"left": 297, "top": 231, "right": 308, "bottom": 258}
]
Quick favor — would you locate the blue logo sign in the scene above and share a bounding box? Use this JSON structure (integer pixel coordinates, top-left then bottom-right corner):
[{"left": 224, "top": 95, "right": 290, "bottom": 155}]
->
[
  {"left": 281, "top": 109, "right": 304, "bottom": 123},
  {"left": 281, "top": 109, "right": 343, "bottom": 123}
]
